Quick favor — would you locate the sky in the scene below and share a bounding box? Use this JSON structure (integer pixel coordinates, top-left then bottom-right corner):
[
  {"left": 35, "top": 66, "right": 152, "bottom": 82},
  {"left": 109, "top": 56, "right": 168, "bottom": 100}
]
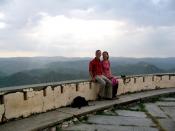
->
[{"left": 0, "top": 0, "right": 175, "bottom": 58}]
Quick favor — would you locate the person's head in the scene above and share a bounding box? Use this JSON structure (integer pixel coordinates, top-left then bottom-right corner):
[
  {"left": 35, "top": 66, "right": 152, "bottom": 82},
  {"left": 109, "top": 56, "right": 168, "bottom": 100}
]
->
[
  {"left": 102, "top": 51, "right": 109, "bottom": 60},
  {"left": 95, "top": 50, "right": 101, "bottom": 59}
]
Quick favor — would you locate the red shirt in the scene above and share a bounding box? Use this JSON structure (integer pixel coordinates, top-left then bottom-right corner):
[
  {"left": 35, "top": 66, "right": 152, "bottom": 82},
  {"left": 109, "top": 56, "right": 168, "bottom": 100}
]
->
[{"left": 89, "top": 57, "right": 103, "bottom": 77}]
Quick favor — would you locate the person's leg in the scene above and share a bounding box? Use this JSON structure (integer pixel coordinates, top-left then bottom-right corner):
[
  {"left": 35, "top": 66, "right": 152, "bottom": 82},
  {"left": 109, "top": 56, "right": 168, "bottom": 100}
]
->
[
  {"left": 101, "top": 75, "right": 113, "bottom": 99},
  {"left": 112, "top": 84, "right": 118, "bottom": 98},
  {"left": 95, "top": 75, "right": 106, "bottom": 98},
  {"left": 111, "top": 77, "right": 119, "bottom": 98}
]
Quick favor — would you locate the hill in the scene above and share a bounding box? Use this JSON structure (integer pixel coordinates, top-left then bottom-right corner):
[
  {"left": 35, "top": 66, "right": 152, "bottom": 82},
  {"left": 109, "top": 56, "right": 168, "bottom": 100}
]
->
[
  {"left": 111, "top": 62, "right": 164, "bottom": 75},
  {"left": 0, "top": 57, "right": 175, "bottom": 75},
  {"left": 0, "top": 61, "right": 171, "bottom": 88}
]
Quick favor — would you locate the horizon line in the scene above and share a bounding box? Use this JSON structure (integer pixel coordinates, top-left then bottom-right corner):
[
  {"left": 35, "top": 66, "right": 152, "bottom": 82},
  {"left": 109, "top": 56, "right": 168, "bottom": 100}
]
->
[{"left": 0, "top": 56, "right": 175, "bottom": 59}]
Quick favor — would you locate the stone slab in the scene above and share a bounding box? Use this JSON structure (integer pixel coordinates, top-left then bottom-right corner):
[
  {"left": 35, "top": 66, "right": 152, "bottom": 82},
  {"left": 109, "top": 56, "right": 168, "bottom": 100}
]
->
[
  {"left": 161, "top": 107, "right": 175, "bottom": 121},
  {"left": 87, "top": 115, "right": 155, "bottom": 127},
  {"left": 57, "top": 95, "right": 148, "bottom": 115},
  {"left": 156, "top": 102, "right": 175, "bottom": 107},
  {"left": 57, "top": 100, "right": 114, "bottom": 116},
  {"left": 158, "top": 119, "right": 175, "bottom": 131},
  {"left": 115, "top": 110, "right": 147, "bottom": 118},
  {"left": 145, "top": 103, "right": 167, "bottom": 118},
  {"left": 0, "top": 110, "right": 72, "bottom": 131},
  {"left": 64, "top": 123, "right": 158, "bottom": 131},
  {"left": 160, "top": 97, "right": 175, "bottom": 102}
]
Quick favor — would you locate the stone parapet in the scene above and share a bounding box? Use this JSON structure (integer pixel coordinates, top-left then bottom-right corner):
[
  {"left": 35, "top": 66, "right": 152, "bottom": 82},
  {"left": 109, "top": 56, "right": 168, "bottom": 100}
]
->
[{"left": 0, "top": 73, "right": 175, "bottom": 123}]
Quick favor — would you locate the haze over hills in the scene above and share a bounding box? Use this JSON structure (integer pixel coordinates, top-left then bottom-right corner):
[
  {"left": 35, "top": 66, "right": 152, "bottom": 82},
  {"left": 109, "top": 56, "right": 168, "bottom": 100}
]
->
[
  {"left": 0, "top": 57, "right": 175, "bottom": 88},
  {"left": 0, "top": 71, "right": 6, "bottom": 78},
  {"left": 0, "top": 57, "right": 175, "bottom": 75},
  {"left": 0, "top": 56, "right": 90, "bottom": 75}
]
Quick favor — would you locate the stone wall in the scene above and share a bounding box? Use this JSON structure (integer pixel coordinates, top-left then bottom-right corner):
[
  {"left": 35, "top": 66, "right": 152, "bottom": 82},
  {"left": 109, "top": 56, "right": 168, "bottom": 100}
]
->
[{"left": 0, "top": 73, "right": 175, "bottom": 123}]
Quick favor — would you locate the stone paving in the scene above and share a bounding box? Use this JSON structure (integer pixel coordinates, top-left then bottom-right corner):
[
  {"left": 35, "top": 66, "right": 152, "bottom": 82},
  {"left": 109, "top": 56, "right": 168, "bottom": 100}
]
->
[{"left": 63, "top": 96, "right": 175, "bottom": 131}]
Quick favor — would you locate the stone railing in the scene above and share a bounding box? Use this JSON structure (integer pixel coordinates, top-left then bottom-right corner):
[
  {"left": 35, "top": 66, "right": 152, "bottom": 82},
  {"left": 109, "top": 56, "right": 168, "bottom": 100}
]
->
[{"left": 0, "top": 73, "right": 175, "bottom": 123}]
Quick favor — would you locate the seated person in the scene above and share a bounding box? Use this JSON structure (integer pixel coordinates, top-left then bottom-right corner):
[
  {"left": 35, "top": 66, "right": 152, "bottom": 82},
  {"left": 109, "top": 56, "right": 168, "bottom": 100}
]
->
[
  {"left": 102, "top": 51, "right": 119, "bottom": 99},
  {"left": 89, "top": 50, "right": 113, "bottom": 99}
]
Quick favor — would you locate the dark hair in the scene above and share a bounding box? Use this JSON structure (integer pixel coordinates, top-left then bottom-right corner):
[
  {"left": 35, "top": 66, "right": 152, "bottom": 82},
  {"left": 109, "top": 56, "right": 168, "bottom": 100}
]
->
[
  {"left": 96, "top": 50, "right": 101, "bottom": 54},
  {"left": 103, "top": 51, "right": 109, "bottom": 60}
]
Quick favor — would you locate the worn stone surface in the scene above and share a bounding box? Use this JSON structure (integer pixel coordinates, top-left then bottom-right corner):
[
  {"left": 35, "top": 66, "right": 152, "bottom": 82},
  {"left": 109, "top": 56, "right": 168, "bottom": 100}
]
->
[
  {"left": 42, "top": 86, "right": 55, "bottom": 112},
  {"left": 0, "top": 79, "right": 175, "bottom": 123},
  {"left": 158, "top": 119, "right": 175, "bottom": 131},
  {"left": 1, "top": 87, "right": 175, "bottom": 130},
  {"left": 54, "top": 83, "right": 99, "bottom": 109},
  {"left": 156, "top": 102, "right": 175, "bottom": 107},
  {"left": 64, "top": 123, "right": 158, "bottom": 131},
  {"left": 57, "top": 95, "right": 150, "bottom": 116},
  {"left": 77, "top": 82, "right": 99, "bottom": 101},
  {"left": 160, "top": 107, "right": 175, "bottom": 121},
  {"left": 87, "top": 115, "right": 155, "bottom": 127},
  {"left": 57, "top": 100, "right": 117, "bottom": 116},
  {"left": 0, "top": 110, "right": 72, "bottom": 131},
  {"left": 145, "top": 103, "right": 167, "bottom": 118},
  {"left": 0, "top": 82, "right": 100, "bottom": 123},
  {"left": 0, "top": 104, "right": 4, "bottom": 122},
  {"left": 129, "top": 105, "right": 140, "bottom": 111},
  {"left": 102, "top": 109, "right": 117, "bottom": 115},
  {"left": 4, "top": 91, "right": 44, "bottom": 119},
  {"left": 156, "top": 75, "right": 175, "bottom": 88},
  {"left": 160, "top": 97, "right": 175, "bottom": 102},
  {"left": 115, "top": 110, "right": 147, "bottom": 118}
]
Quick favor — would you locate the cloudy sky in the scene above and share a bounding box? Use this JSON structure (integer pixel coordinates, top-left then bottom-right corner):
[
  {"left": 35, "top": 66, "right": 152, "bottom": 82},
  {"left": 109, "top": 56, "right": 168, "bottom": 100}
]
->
[{"left": 0, "top": 0, "right": 175, "bottom": 58}]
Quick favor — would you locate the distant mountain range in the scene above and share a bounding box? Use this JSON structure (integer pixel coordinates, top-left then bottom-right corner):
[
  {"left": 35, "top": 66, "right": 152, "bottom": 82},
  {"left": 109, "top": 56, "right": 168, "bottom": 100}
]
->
[
  {"left": 111, "top": 62, "right": 164, "bottom": 75},
  {"left": 0, "top": 57, "right": 175, "bottom": 88}
]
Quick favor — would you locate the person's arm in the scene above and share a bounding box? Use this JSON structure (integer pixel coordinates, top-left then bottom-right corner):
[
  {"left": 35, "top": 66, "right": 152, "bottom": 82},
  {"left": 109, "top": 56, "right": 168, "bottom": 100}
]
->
[
  {"left": 109, "top": 61, "right": 113, "bottom": 78},
  {"left": 89, "top": 71, "right": 95, "bottom": 82},
  {"left": 89, "top": 61, "right": 95, "bottom": 82}
]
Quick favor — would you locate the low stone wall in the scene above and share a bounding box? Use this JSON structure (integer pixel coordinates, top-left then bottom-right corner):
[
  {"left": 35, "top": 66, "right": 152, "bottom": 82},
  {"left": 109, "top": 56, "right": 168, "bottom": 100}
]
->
[{"left": 0, "top": 73, "right": 175, "bottom": 123}]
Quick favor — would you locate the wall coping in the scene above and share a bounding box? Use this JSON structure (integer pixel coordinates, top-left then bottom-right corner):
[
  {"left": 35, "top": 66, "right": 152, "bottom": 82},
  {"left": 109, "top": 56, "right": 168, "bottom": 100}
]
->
[
  {"left": 0, "top": 73, "right": 174, "bottom": 94},
  {"left": 0, "top": 79, "right": 88, "bottom": 95}
]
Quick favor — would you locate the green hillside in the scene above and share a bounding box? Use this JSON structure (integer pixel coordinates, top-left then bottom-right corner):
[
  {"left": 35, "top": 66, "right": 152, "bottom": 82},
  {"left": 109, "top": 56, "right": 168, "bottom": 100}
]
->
[{"left": 0, "top": 61, "right": 171, "bottom": 88}]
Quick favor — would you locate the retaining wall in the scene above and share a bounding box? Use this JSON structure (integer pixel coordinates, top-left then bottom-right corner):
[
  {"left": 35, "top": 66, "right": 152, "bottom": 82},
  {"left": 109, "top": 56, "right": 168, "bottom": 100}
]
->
[{"left": 0, "top": 73, "right": 175, "bottom": 123}]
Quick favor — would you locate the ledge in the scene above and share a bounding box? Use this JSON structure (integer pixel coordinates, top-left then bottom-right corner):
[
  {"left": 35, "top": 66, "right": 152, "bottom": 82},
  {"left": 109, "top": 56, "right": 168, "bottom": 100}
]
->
[
  {"left": 0, "top": 73, "right": 174, "bottom": 94},
  {"left": 0, "top": 79, "right": 89, "bottom": 94}
]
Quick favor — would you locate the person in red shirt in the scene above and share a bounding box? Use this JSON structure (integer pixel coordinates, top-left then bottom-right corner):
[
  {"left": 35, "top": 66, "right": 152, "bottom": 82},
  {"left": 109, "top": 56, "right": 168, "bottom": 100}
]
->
[{"left": 89, "top": 50, "right": 113, "bottom": 99}]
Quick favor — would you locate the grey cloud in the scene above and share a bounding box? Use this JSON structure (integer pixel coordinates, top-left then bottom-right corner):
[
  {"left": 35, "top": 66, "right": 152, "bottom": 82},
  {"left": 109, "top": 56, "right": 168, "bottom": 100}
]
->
[
  {"left": 92, "top": 0, "right": 175, "bottom": 26},
  {"left": 0, "top": 0, "right": 175, "bottom": 57},
  {"left": 1, "top": 0, "right": 175, "bottom": 28}
]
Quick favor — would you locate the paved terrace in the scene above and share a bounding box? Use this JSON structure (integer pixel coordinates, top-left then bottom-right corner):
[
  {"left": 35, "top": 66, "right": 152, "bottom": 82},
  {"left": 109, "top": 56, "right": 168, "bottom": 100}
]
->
[{"left": 64, "top": 90, "right": 175, "bottom": 131}]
